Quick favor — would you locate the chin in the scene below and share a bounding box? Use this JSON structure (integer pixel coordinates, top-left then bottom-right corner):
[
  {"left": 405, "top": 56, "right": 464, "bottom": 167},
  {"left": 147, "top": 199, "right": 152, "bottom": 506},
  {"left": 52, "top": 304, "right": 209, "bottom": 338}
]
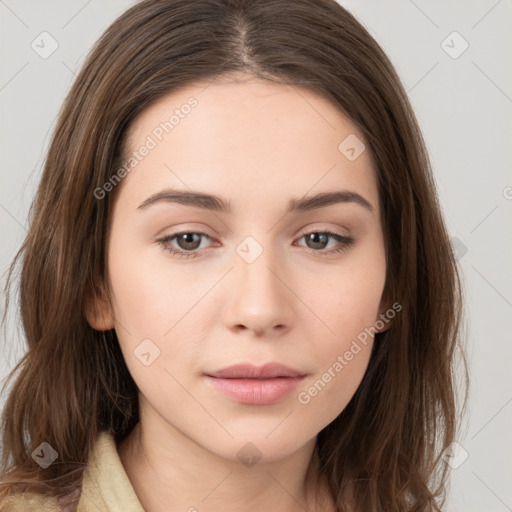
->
[{"left": 203, "top": 430, "right": 313, "bottom": 465}]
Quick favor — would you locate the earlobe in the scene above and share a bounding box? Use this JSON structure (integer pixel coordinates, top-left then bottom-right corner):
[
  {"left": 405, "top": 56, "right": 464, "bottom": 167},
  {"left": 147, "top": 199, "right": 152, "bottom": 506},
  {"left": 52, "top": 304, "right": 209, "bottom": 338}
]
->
[
  {"left": 376, "top": 312, "right": 394, "bottom": 333},
  {"left": 84, "top": 283, "right": 115, "bottom": 331},
  {"left": 375, "top": 295, "right": 397, "bottom": 333}
]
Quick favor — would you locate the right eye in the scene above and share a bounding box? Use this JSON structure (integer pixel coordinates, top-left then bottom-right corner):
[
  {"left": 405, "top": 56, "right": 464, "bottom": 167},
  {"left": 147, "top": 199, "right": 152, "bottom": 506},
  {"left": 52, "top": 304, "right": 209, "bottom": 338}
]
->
[{"left": 157, "top": 231, "right": 213, "bottom": 259}]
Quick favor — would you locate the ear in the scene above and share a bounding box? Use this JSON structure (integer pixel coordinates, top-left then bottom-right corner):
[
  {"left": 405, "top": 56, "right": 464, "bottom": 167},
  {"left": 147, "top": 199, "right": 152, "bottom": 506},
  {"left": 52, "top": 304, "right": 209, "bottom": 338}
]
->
[
  {"left": 84, "top": 280, "right": 115, "bottom": 331},
  {"left": 375, "top": 292, "right": 399, "bottom": 333}
]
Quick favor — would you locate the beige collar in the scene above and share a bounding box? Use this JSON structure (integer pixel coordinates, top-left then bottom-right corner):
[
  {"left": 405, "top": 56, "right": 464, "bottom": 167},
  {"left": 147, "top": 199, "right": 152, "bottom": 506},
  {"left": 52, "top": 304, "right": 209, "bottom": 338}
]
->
[{"left": 77, "top": 431, "right": 145, "bottom": 511}]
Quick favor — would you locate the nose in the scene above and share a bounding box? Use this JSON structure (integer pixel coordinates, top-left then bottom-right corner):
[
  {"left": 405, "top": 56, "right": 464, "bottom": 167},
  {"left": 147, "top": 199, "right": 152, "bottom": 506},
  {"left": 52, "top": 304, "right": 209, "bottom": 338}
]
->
[{"left": 221, "top": 239, "right": 294, "bottom": 338}]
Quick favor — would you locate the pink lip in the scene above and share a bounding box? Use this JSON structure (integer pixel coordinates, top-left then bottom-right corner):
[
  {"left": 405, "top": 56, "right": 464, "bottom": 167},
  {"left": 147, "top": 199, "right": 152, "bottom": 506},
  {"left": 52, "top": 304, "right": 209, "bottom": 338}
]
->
[{"left": 204, "top": 363, "right": 306, "bottom": 405}]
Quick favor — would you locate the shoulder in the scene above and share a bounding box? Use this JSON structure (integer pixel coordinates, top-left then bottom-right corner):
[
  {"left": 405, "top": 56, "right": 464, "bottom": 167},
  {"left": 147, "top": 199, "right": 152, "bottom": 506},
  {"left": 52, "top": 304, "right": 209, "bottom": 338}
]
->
[
  {"left": 0, "top": 430, "right": 142, "bottom": 512},
  {"left": 0, "top": 490, "right": 61, "bottom": 511},
  {"left": 78, "top": 430, "right": 145, "bottom": 511}
]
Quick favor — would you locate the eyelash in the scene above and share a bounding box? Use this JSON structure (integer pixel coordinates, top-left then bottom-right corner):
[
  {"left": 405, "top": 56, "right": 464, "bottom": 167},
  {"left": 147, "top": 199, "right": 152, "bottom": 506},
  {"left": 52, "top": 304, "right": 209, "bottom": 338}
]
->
[{"left": 157, "top": 230, "right": 354, "bottom": 259}]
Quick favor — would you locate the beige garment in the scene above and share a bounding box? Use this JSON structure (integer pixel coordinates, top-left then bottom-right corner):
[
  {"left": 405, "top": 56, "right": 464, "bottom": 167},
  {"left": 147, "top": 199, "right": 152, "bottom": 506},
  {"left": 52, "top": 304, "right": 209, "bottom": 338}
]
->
[{"left": 0, "top": 431, "right": 145, "bottom": 512}]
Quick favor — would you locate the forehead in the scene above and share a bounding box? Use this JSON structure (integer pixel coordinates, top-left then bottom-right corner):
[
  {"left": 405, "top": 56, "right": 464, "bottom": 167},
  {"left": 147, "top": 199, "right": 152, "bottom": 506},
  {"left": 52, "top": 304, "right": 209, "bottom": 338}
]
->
[
  {"left": 126, "top": 75, "right": 367, "bottom": 156},
  {"left": 119, "top": 76, "right": 379, "bottom": 213}
]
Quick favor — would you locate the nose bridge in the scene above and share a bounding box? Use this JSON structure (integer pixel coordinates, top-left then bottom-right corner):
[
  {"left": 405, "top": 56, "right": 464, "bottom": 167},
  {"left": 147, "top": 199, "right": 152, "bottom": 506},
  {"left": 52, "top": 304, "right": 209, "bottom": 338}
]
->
[
  {"left": 235, "top": 233, "right": 283, "bottom": 299},
  {"left": 224, "top": 233, "right": 293, "bottom": 332}
]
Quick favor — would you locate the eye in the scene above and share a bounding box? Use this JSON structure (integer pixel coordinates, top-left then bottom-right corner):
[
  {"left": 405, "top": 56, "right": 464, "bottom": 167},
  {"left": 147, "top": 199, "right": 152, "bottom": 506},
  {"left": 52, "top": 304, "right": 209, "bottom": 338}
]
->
[
  {"left": 157, "top": 230, "right": 355, "bottom": 259},
  {"left": 295, "top": 230, "right": 354, "bottom": 256},
  {"left": 157, "top": 231, "right": 213, "bottom": 259}
]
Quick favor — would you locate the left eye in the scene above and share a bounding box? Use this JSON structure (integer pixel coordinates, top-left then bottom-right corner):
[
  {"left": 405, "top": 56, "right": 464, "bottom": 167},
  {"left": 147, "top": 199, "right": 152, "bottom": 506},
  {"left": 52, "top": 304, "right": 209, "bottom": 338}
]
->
[
  {"left": 295, "top": 231, "right": 353, "bottom": 252},
  {"left": 158, "top": 231, "right": 212, "bottom": 258},
  {"left": 157, "top": 230, "right": 354, "bottom": 259}
]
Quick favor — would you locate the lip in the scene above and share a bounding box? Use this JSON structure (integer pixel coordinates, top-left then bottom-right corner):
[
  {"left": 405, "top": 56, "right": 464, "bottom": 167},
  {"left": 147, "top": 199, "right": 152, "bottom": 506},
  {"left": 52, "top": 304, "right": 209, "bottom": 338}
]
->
[
  {"left": 204, "top": 363, "right": 307, "bottom": 405},
  {"left": 207, "top": 362, "right": 306, "bottom": 379}
]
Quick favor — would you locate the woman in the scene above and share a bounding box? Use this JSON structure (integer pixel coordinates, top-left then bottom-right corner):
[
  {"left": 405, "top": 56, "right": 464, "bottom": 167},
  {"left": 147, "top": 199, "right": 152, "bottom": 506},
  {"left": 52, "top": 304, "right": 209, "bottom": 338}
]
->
[{"left": 0, "top": 0, "right": 468, "bottom": 510}]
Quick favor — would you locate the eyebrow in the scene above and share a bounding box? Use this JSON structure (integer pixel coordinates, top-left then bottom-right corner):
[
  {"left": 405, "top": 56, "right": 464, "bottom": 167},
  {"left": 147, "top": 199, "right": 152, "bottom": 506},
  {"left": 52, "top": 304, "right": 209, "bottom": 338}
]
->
[{"left": 137, "top": 188, "right": 374, "bottom": 213}]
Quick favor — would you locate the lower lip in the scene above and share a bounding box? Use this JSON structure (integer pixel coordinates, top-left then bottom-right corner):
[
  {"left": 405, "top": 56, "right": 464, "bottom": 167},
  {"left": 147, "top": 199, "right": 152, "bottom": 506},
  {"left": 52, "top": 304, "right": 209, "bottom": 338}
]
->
[{"left": 204, "top": 375, "right": 305, "bottom": 405}]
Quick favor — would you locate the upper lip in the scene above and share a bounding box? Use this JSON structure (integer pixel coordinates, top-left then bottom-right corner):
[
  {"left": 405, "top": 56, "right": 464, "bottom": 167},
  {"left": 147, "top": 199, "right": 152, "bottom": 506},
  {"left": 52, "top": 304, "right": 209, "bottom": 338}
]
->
[{"left": 206, "top": 362, "right": 306, "bottom": 379}]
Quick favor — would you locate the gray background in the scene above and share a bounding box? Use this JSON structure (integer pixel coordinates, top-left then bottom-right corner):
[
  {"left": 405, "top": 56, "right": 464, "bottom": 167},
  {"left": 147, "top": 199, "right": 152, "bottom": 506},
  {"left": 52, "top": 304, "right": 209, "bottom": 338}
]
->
[{"left": 1, "top": 1, "right": 511, "bottom": 510}]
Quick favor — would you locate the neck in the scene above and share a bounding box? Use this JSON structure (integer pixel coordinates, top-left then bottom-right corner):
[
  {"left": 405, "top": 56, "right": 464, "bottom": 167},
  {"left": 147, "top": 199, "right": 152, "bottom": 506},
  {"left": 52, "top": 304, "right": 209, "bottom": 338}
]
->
[{"left": 117, "top": 419, "right": 333, "bottom": 512}]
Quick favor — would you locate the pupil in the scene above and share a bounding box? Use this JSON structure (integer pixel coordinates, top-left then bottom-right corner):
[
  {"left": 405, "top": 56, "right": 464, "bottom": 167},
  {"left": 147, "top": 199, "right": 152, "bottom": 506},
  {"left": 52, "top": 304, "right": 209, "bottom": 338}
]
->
[
  {"left": 308, "top": 233, "right": 327, "bottom": 249},
  {"left": 180, "top": 233, "right": 200, "bottom": 249}
]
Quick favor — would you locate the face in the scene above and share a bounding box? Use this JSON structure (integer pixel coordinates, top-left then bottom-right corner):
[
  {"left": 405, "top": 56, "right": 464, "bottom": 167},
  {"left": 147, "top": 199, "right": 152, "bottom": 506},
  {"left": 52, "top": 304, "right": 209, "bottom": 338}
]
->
[{"left": 90, "top": 73, "right": 388, "bottom": 463}]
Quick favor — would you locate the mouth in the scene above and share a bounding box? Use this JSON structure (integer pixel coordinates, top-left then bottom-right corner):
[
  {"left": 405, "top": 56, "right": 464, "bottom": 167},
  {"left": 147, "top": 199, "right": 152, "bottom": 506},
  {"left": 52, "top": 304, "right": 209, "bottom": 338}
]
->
[{"left": 204, "top": 362, "right": 307, "bottom": 405}]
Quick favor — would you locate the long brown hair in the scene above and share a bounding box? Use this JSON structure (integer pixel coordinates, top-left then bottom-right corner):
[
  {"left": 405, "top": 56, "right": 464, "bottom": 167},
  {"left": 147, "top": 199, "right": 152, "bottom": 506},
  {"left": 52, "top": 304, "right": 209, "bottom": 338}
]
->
[{"left": 1, "top": 0, "right": 469, "bottom": 510}]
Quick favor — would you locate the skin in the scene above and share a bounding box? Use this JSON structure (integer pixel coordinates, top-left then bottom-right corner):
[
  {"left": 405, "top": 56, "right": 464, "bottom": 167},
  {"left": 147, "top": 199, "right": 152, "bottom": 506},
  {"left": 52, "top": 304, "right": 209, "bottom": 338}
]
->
[{"left": 87, "top": 72, "right": 390, "bottom": 512}]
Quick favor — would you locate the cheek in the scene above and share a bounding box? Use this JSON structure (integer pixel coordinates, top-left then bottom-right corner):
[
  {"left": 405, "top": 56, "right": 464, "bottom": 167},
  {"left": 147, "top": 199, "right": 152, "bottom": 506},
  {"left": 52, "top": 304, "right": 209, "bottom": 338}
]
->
[
  {"left": 107, "top": 234, "right": 182, "bottom": 335},
  {"left": 296, "top": 341, "right": 372, "bottom": 431},
  {"left": 107, "top": 237, "right": 207, "bottom": 377},
  {"left": 307, "top": 260, "right": 386, "bottom": 344},
  {"left": 295, "top": 255, "right": 384, "bottom": 415},
  {"left": 296, "top": 270, "right": 381, "bottom": 419}
]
